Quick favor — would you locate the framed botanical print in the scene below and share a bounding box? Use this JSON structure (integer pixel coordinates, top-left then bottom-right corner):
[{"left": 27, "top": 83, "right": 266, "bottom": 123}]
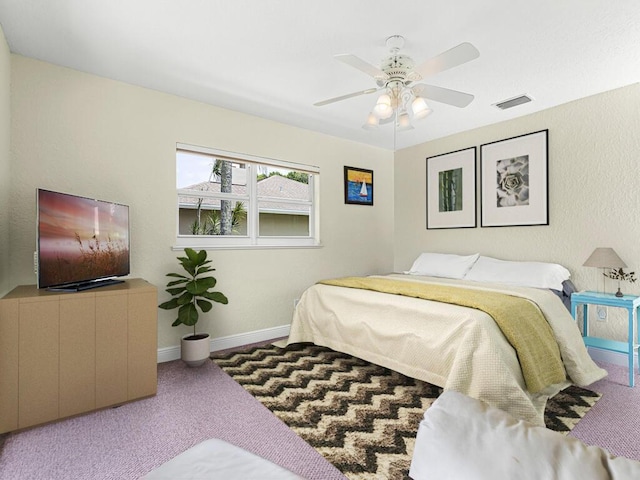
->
[
  {"left": 426, "top": 147, "right": 477, "bottom": 229},
  {"left": 480, "top": 130, "right": 548, "bottom": 227}
]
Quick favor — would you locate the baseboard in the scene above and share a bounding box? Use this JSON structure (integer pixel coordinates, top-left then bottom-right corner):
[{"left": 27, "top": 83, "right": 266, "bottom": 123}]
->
[
  {"left": 157, "top": 324, "right": 291, "bottom": 363},
  {"left": 587, "top": 345, "right": 639, "bottom": 368}
]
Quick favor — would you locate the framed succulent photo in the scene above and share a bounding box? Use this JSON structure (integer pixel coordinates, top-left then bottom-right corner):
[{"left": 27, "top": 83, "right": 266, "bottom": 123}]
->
[{"left": 480, "top": 130, "right": 548, "bottom": 227}]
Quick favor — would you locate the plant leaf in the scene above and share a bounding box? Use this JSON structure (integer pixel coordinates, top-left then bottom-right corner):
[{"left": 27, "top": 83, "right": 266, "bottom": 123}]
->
[
  {"left": 195, "top": 249, "right": 208, "bottom": 265},
  {"left": 186, "top": 277, "right": 216, "bottom": 295},
  {"left": 202, "top": 291, "right": 229, "bottom": 304},
  {"left": 166, "top": 273, "right": 188, "bottom": 279},
  {"left": 158, "top": 298, "right": 179, "bottom": 310},
  {"left": 166, "top": 278, "right": 188, "bottom": 287},
  {"left": 185, "top": 248, "right": 207, "bottom": 266},
  {"left": 166, "top": 286, "right": 187, "bottom": 296},
  {"left": 176, "top": 291, "right": 193, "bottom": 305},
  {"left": 178, "top": 303, "right": 198, "bottom": 327},
  {"left": 196, "top": 273, "right": 216, "bottom": 287},
  {"left": 196, "top": 265, "right": 216, "bottom": 276},
  {"left": 196, "top": 298, "right": 213, "bottom": 312},
  {"left": 184, "top": 248, "right": 198, "bottom": 261},
  {"left": 179, "top": 257, "right": 196, "bottom": 277}
]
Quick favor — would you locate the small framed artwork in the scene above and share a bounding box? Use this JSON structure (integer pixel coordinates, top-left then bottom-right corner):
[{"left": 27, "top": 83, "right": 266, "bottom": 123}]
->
[
  {"left": 344, "top": 166, "right": 373, "bottom": 205},
  {"left": 480, "top": 129, "right": 548, "bottom": 227},
  {"left": 426, "top": 147, "right": 477, "bottom": 229}
]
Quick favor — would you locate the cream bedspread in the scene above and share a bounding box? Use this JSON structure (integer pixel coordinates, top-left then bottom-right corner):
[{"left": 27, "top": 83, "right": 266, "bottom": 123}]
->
[{"left": 286, "top": 274, "right": 606, "bottom": 426}]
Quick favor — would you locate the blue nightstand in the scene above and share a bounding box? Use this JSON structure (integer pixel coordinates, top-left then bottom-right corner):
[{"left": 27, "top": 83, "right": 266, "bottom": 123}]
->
[{"left": 571, "top": 291, "right": 640, "bottom": 387}]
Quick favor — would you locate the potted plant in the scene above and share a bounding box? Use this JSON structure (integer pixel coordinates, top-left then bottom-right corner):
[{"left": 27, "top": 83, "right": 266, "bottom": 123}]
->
[
  {"left": 159, "top": 248, "right": 228, "bottom": 367},
  {"left": 604, "top": 268, "right": 637, "bottom": 297}
]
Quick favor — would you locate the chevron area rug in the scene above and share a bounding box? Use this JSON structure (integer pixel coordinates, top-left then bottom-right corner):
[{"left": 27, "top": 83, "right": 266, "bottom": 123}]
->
[{"left": 212, "top": 343, "right": 601, "bottom": 480}]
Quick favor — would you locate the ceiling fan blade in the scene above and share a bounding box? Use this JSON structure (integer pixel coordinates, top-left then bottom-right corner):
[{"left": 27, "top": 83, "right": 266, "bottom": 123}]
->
[
  {"left": 314, "top": 87, "right": 379, "bottom": 107},
  {"left": 334, "top": 54, "right": 389, "bottom": 82},
  {"left": 413, "top": 84, "right": 474, "bottom": 108},
  {"left": 409, "top": 42, "right": 479, "bottom": 80}
]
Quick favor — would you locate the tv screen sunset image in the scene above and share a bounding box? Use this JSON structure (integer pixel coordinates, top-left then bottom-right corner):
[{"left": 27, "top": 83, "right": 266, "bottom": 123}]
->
[{"left": 37, "top": 189, "right": 130, "bottom": 288}]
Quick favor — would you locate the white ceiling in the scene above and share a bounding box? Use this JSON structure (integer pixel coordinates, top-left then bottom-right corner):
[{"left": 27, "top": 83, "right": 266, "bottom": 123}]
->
[{"left": 0, "top": 0, "right": 639, "bottom": 151}]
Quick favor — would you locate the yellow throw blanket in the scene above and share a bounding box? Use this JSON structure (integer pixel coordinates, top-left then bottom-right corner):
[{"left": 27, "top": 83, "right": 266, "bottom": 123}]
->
[{"left": 319, "top": 276, "right": 566, "bottom": 393}]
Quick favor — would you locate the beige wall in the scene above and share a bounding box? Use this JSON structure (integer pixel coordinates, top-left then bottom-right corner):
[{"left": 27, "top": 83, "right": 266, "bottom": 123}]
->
[
  {"left": 9, "top": 55, "right": 394, "bottom": 349},
  {"left": 0, "top": 27, "right": 10, "bottom": 297},
  {"left": 394, "top": 83, "right": 640, "bottom": 341},
  {"left": 9, "top": 48, "right": 639, "bottom": 348}
]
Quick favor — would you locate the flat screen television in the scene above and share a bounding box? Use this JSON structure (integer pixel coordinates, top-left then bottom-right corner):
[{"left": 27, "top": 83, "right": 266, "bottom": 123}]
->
[{"left": 37, "top": 189, "right": 130, "bottom": 291}]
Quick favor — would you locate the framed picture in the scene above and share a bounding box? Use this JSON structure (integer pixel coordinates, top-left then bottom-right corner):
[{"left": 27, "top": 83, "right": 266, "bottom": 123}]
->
[
  {"left": 344, "top": 166, "right": 373, "bottom": 205},
  {"left": 480, "top": 130, "right": 549, "bottom": 227},
  {"left": 426, "top": 147, "right": 477, "bottom": 229}
]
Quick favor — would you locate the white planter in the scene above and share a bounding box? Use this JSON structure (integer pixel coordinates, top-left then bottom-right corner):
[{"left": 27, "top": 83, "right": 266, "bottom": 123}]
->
[{"left": 181, "top": 333, "right": 211, "bottom": 367}]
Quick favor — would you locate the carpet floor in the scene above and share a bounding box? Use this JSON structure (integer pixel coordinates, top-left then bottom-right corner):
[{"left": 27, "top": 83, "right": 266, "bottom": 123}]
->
[
  {"left": 0, "top": 358, "right": 343, "bottom": 480},
  {"left": 0, "top": 342, "right": 627, "bottom": 480},
  {"left": 569, "top": 360, "right": 640, "bottom": 461},
  {"left": 212, "top": 343, "right": 601, "bottom": 480}
]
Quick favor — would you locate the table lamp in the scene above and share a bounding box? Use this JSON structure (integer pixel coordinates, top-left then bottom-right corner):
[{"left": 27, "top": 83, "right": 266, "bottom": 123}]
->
[{"left": 583, "top": 247, "right": 627, "bottom": 294}]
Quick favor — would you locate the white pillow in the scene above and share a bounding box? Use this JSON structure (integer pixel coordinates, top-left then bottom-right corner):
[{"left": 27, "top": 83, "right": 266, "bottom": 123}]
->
[
  {"left": 410, "top": 390, "right": 640, "bottom": 480},
  {"left": 142, "top": 438, "right": 304, "bottom": 479},
  {"left": 464, "top": 255, "right": 570, "bottom": 291},
  {"left": 406, "top": 252, "right": 479, "bottom": 279}
]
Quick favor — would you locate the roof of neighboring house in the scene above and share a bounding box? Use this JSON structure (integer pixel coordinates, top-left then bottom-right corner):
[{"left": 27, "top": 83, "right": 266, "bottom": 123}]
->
[
  {"left": 257, "top": 174, "right": 309, "bottom": 201},
  {"left": 179, "top": 175, "right": 310, "bottom": 214}
]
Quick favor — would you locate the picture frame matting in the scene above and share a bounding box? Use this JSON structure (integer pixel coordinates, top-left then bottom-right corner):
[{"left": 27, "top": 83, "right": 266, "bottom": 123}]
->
[
  {"left": 480, "top": 129, "right": 549, "bottom": 227},
  {"left": 426, "top": 146, "right": 477, "bottom": 229}
]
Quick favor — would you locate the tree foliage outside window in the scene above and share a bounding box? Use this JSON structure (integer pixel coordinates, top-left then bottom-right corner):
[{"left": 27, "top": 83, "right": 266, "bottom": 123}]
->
[
  {"left": 257, "top": 171, "right": 309, "bottom": 184},
  {"left": 191, "top": 200, "right": 246, "bottom": 235},
  {"left": 188, "top": 159, "right": 247, "bottom": 235}
]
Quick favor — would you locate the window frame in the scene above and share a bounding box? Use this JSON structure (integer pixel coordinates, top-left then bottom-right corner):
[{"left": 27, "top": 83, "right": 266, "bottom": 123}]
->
[{"left": 174, "top": 143, "right": 320, "bottom": 250}]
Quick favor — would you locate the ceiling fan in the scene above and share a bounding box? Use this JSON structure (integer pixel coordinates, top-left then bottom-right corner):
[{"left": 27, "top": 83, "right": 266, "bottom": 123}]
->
[{"left": 314, "top": 35, "right": 479, "bottom": 131}]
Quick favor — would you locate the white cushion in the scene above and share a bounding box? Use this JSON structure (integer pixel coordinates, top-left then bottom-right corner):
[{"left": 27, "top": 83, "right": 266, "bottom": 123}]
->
[
  {"left": 464, "top": 255, "right": 570, "bottom": 291},
  {"left": 406, "top": 252, "right": 479, "bottom": 279},
  {"left": 142, "top": 438, "right": 304, "bottom": 480},
  {"left": 410, "top": 391, "right": 640, "bottom": 480}
]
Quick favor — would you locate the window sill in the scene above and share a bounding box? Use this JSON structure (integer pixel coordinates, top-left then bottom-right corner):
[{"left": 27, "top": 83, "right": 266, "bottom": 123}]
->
[{"left": 171, "top": 243, "right": 323, "bottom": 251}]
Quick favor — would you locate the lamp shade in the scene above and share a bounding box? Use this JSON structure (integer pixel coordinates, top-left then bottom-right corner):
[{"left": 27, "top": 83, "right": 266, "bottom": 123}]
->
[
  {"left": 583, "top": 248, "right": 627, "bottom": 268},
  {"left": 362, "top": 112, "right": 379, "bottom": 130},
  {"left": 411, "top": 96, "right": 432, "bottom": 120},
  {"left": 396, "top": 110, "right": 413, "bottom": 131},
  {"left": 373, "top": 94, "right": 393, "bottom": 119}
]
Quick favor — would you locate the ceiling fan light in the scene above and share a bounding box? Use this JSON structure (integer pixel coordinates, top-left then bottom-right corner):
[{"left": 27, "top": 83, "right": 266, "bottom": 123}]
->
[
  {"left": 362, "top": 112, "right": 379, "bottom": 130},
  {"left": 379, "top": 107, "right": 394, "bottom": 120},
  {"left": 411, "top": 96, "right": 432, "bottom": 120},
  {"left": 373, "top": 94, "right": 393, "bottom": 119},
  {"left": 397, "top": 110, "right": 414, "bottom": 131}
]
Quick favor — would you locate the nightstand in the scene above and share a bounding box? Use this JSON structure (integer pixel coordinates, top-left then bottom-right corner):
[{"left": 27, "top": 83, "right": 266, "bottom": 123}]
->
[{"left": 570, "top": 291, "right": 640, "bottom": 387}]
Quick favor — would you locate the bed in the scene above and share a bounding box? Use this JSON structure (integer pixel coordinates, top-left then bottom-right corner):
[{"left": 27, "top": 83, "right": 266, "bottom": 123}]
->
[{"left": 285, "top": 254, "right": 607, "bottom": 426}]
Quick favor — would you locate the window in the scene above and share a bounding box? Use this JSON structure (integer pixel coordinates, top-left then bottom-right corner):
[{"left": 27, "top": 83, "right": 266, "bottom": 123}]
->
[{"left": 175, "top": 143, "right": 320, "bottom": 249}]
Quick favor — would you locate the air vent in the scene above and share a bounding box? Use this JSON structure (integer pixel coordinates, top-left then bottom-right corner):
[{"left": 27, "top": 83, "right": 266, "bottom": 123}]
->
[{"left": 493, "top": 94, "right": 533, "bottom": 110}]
